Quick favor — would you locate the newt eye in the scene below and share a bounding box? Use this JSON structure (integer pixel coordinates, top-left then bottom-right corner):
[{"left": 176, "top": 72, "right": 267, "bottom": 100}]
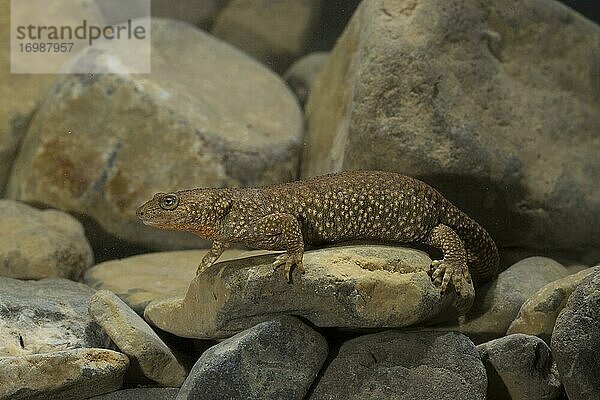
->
[{"left": 160, "top": 194, "right": 179, "bottom": 210}]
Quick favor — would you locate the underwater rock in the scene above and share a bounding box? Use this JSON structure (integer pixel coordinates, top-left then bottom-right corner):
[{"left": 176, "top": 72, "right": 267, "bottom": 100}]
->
[
  {"left": 477, "top": 334, "right": 561, "bottom": 400},
  {"left": 0, "top": 277, "right": 110, "bottom": 356},
  {"left": 177, "top": 317, "right": 327, "bottom": 400},
  {"left": 302, "top": 0, "right": 600, "bottom": 252},
  {"left": 0, "top": 200, "right": 93, "bottom": 280},
  {"left": 7, "top": 18, "right": 303, "bottom": 250},
  {"left": 0, "top": 348, "right": 129, "bottom": 400},
  {"left": 144, "top": 245, "right": 465, "bottom": 339},
  {"left": 551, "top": 269, "right": 600, "bottom": 400},
  {"left": 311, "top": 330, "right": 486, "bottom": 400},
  {"left": 284, "top": 52, "right": 329, "bottom": 106},
  {"left": 211, "top": 0, "right": 323, "bottom": 73},
  {"left": 507, "top": 266, "right": 600, "bottom": 343},
  {"left": 84, "top": 249, "right": 262, "bottom": 314},
  {"left": 89, "top": 290, "right": 187, "bottom": 387}
]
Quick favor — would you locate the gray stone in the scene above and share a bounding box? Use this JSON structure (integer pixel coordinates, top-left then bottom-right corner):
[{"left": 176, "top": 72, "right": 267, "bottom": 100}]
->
[
  {"left": 0, "top": 278, "right": 109, "bottom": 356},
  {"left": 176, "top": 317, "right": 327, "bottom": 400},
  {"left": 212, "top": 0, "right": 323, "bottom": 72},
  {"left": 89, "top": 388, "right": 178, "bottom": 400},
  {"left": 144, "top": 245, "right": 465, "bottom": 339},
  {"left": 84, "top": 249, "right": 265, "bottom": 314},
  {"left": 284, "top": 52, "right": 329, "bottom": 106},
  {"left": 477, "top": 334, "right": 561, "bottom": 400},
  {"left": 311, "top": 330, "right": 486, "bottom": 400},
  {"left": 7, "top": 18, "right": 303, "bottom": 250},
  {"left": 89, "top": 290, "right": 187, "bottom": 387},
  {"left": 551, "top": 270, "right": 600, "bottom": 400},
  {"left": 437, "top": 257, "right": 568, "bottom": 343},
  {"left": 302, "top": 0, "right": 600, "bottom": 252},
  {"left": 0, "top": 200, "right": 93, "bottom": 280},
  {"left": 0, "top": 348, "right": 129, "bottom": 400},
  {"left": 507, "top": 266, "right": 600, "bottom": 343}
]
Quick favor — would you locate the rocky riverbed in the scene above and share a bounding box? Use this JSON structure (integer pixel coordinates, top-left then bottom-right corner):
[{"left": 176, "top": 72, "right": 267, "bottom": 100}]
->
[{"left": 1, "top": 0, "right": 599, "bottom": 399}]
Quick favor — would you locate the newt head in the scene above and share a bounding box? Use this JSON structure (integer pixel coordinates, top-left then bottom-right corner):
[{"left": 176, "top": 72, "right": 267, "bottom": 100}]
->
[{"left": 136, "top": 189, "right": 231, "bottom": 238}]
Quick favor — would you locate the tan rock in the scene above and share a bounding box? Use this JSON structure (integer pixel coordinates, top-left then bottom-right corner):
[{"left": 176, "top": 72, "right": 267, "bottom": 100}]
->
[
  {"left": 284, "top": 52, "right": 329, "bottom": 106},
  {"left": 84, "top": 249, "right": 267, "bottom": 314},
  {"left": 303, "top": 0, "right": 600, "bottom": 251},
  {"left": 7, "top": 18, "right": 303, "bottom": 250},
  {"left": 0, "top": 348, "right": 129, "bottom": 400},
  {"left": 0, "top": 200, "right": 93, "bottom": 280},
  {"left": 212, "top": 0, "right": 323, "bottom": 72},
  {"left": 507, "top": 266, "right": 600, "bottom": 343},
  {"left": 89, "top": 290, "right": 187, "bottom": 387},
  {"left": 144, "top": 245, "right": 466, "bottom": 339}
]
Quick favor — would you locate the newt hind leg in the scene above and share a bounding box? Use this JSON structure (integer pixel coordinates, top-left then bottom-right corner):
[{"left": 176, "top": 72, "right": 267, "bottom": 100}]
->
[{"left": 425, "top": 224, "right": 475, "bottom": 314}]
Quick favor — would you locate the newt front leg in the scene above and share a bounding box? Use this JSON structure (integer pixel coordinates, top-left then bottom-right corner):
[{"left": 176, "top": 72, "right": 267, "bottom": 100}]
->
[{"left": 197, "top": 240, "right": 230, "bottom": 275}]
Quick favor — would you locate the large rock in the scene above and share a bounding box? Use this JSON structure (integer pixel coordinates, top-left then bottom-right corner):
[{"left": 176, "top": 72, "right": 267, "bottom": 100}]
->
[
  {"left": 0, "top": 348, "right": 129, "bottom": 400},
  {"left": 89, "top": 290, "right": 187, "bottom": 387},
  {"left": 0, "top": 278, "right": 109, "bottom": 356},
  {"left": 7, "top": 18, "right": 303, "bottom": 250},
  {"left": 310, "top": 330, "right": 486, "bottom": 400},
  {"left": 84, "top": 249, "right": 265, "bottom": 314},
  {"left": 212, "top": 0, "right": 323, "bottom": 72},
  {"left": 303, "top": 0, "right": 600, "bottom": 252},
  {"left": 0, "top": 200, "right": 93, "bottom": 280},
  {"left": 507, "top": 266, "right": 600, "bottom": 343},
  {"left": 437, "top": 257, "right": 568, "bottom": 343},
  {"left": 0, "top": 0, "right": 104, "bottom": 193},
  {"left": 477, "top": 334, "right": 561, "bottom": 400},
  {"left": 284, "top": 52, "right": 329, "bottom": 106},
  {"left": 144, "top": 245, "right": 465, "bottom": 339},
  {"left": 89, "top": 388, "right": 178, "bottom": 400},
  {"left": 551, "top": 270, "right": 600, "bottom": 400},
  {"left": 177, "top": 317, "right": 328, "bottom": 400}
]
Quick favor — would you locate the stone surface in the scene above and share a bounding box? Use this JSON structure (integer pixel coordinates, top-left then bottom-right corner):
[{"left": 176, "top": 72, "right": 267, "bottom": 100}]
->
[
  {"left": 89, "top": 388, "right": 178, "bottom": 400},
  {"left": 89, "top": 290, "right": 187, "bottom": 387},
  {"left": 144, "top": 245, "right": 464, "bottom": 339},
  {"left": 311, "top": 330, "right": 486, "bottom": 400},
  {"left": 0, "top": 278, "right": 109, "bottom": 356},
  {"left": 84, "top": 249, "right": 266, "bottom": 314},
  {"left": 97, "top": 0, "right": 227, "bottom": 29},
  {"left": 477, "top": 334, "right": 561, "bottom": 400},
  {"left": 0, "top": 348, "right": 129, "bottom": 400},
  {"left": 551, "top": 270, "right": 600, "bottom": 400},
  {"left": 437, "top": 257, "right": 568, "bottom": 343},
  {"left": 176, "top": 317, "right": 328, "bottom": 400},
  {"left": 284, "top": 52, "right": 329, "bottom": 106},
  {"left": 303, "top": 0, "right": 600, "bottom": 252},
  {"left": 0, "top": 200, "right": 94, "bottom": 280},
  {"left": 0, "top": 0, "right": 104, "bottom": 193},
  {"left": 507, "top": 266, "right": 600, "bottom": 343},
  {"left": 7, "top": 18, "right": 303, "bottom": 250},
  {"left": 212, "top": 0, "right": 323, "bottom": 72}
]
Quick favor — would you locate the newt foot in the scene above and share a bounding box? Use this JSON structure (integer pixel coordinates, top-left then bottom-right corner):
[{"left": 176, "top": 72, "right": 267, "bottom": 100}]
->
[
  {"left": 429, "top": 258, "right": 474, "bottom": 314},
  {"left": 272, "top": 253, "right": 305, "bottom": 283}
]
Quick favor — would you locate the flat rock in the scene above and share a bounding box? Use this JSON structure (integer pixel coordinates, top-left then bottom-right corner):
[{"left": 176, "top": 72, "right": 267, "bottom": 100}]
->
[
  {"left": 212, "top": 0, "right": 323, "bottom": 72},
  {"left": 302, "top": 0, "right": 600, "bottom": 252},
  {"left": 0, "top": 278, "right": 109, "bottom": 356},
  {"left": 0, "top": 348, "right": 129, "bottom": 400},
  {"left": 144, "top": 245, "right": 465, "bottom": 339},
  {"left": 507, "top": 266, "right": 600, "bottom": 343},
  {"left": 477, "top": 334, "right": 561, "bottom": 400},
  {"left": 84, "top": 249, "right": 262, "bottom": 314},
  {"left": 551, "top": 269, "right": 600, "bottom": 400},
  {"left": 310, "top": 330, "right": 486, "bottom": 400},
  {"left": 7, "top": 18, "right": 303, "bottom": 250},
  {"left": 437, "top": 257, "right": 568, "bottom": 343},
  {"left": 89, "top": 290, "right": 187, "bottom": 387},
  {"left": 0, "top": 200, "right": 93, "bottom": 280},
  {"left": 177, "top": 317, "right": 328, "bottom": 400},
  {"left": 89, "top": 388, "right": 178, "bottom": 400},
  {"left": 284, "top": 52, "right": 329, "bottom": 106}
]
